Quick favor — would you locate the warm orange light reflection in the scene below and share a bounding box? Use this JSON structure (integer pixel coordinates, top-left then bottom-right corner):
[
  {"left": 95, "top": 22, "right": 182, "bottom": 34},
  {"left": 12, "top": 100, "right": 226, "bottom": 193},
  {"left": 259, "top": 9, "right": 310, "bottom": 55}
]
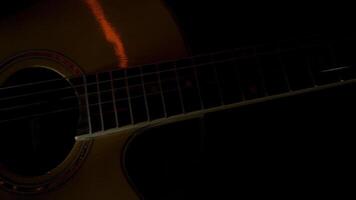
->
[{"left": 85, "top": 0, "right": 128, "bottom": 68}]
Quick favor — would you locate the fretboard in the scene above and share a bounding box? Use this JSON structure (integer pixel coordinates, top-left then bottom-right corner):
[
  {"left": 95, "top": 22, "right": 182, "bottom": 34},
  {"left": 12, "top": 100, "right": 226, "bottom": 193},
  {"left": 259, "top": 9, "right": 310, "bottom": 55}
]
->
[{"left": 76, "top": 37, "right": 356, "bottom": 134}]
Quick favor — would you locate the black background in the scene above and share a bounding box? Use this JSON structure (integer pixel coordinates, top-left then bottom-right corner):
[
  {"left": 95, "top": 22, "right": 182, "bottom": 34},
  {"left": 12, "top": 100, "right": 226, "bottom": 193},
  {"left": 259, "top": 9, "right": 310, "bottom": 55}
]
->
[{"left": 165, "top": 0, "right": 355, "bottom": 54}]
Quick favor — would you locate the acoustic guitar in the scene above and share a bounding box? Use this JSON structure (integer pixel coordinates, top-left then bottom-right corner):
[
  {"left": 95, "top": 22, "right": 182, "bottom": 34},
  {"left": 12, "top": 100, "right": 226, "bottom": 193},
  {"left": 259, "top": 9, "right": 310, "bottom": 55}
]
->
[{"left": 0, "top": 0, "right": 355, "bottom": 199}]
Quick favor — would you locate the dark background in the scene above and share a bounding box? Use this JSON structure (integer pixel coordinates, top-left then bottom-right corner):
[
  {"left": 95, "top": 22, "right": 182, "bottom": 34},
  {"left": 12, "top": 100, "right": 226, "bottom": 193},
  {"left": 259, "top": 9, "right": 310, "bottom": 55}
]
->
[{"left": 165, "top": 0, "right": 355, "bottom": 54}]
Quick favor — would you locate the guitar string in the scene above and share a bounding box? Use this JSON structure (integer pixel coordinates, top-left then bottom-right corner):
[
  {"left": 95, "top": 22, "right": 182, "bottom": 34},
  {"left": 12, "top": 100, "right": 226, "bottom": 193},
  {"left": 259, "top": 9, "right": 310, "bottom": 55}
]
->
[
  {"left": 0, "top": 52, "right": 300, "bottom": 122},
  {"left": 1, "top": 31, "right": 350, "bottom": 96},
  {"left": 0, "top": 43, "right": 318, "bottom": 112},
  {"left": 0, "top": 87, "right": 189, "bottom": 124},
  {"left": 0, "top": 40, "right": 331, "bottom": 95},
  {"left": 0, "top": 60, "right": 239, "bottom": 113},
  {"left": 0, "top": 44, "right": 342, "bottom": 115},
  {"left": 1, "top": 69, "right": 347, "bottom": 125},
  {"left": 0, "top": 42, "right": 343, "bottom": 124},
  {"left": 0, "top": 32, "right": 340, "bottom": 93},
  {"left": 0, "top": 60, "right": 347, "bottom": 124},
  {"left": 0, "top": 42, "right": 333, "bottom": 104},
  {"left": 0, "top": 57, "right": 332, "bottom": 125},
  {"left": 0, "top": 56, "right": 239, "bottom": 102},
  {"left": 0, "top": 47, "right": 246, "bottom": 92},
  {"left": 0, "top": 69, "right": 186, "bottom": 106}
]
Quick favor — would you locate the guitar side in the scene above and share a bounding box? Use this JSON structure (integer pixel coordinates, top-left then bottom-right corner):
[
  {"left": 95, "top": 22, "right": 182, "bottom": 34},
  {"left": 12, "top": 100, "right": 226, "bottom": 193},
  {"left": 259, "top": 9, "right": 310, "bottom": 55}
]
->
[{"left": 0, "top": 0, "right": 187, "bottom": 199}]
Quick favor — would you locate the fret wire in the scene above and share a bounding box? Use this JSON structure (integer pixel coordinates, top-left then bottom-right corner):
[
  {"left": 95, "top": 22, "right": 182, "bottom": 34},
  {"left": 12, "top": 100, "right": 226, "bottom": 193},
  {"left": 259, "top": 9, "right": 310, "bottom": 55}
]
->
[
  {"left": 83, "top": 75, "right": 93, "bottom": 134},
  {"left": 211, "top": 56, "right": 225, "bottom": 106},
  {"left": 258, "top": 64, "right": 269, "bottom": 96},
  {"left": 156, "top": 64, "right": 168, "bottom": 118},
  {"left": 192, "top": 58, "right": 204, "bottom": 110},
  {"left": 174, "top": 62, "right": 186, "bottom": 114},
  {"left": 254, "top": 48, "right": 269, "bottom": 96},
  {"left": 305, "top": 51, "right": 317, "bottom": 87},
  {"left": 277, "top": 49, "right": 292, "bottom": 91},
  {"left": 109, "top": 71, "right": 119, "bottom": 127},
  {"left": 308, "top": 65, "right": 317, "bottom": 86},
  {"left": 327, "top": 43, "right": 343, "bottom": 81},
  {"left": 124, "top": 70, "right": 135, "bottom": 125},
  {"left": 233, "top": 57, "right": 246, "bottom": 101},
  {"left": 139, "top": 66, "right": 151, "bottom": 121},
  {"left": 96, "top": 74, "right": 105, "bottom": 131}
]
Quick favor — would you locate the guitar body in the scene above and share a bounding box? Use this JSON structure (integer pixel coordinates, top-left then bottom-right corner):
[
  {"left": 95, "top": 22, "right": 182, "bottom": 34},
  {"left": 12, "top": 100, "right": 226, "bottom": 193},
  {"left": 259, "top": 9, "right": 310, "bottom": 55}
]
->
[{"left": 0, "top": 0, "right": 187, "bottom": 199}]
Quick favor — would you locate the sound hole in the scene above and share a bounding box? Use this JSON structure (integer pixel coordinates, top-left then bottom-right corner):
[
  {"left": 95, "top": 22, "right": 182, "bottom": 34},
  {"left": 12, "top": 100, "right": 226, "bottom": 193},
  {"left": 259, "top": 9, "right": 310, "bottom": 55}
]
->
[{"left": 0, "top": 67, "right": 80, "bottom": 177}]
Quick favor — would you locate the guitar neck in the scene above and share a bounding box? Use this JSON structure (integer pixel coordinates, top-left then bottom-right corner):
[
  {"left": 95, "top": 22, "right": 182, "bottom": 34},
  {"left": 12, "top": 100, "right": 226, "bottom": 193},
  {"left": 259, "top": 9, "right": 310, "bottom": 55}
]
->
[{"left": 77, "top": 37, "right": 356, "bottom": 134}]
